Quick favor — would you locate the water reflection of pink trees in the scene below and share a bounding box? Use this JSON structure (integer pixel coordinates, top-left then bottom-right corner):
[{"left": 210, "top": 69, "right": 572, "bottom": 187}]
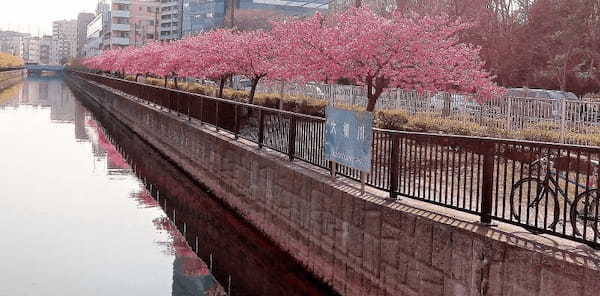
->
[
  {"left": 153, "top": 216, "right": 212, "bottom": 277},
  {"left": 86, "top": 119, "right": 130, "bottom": 171}
]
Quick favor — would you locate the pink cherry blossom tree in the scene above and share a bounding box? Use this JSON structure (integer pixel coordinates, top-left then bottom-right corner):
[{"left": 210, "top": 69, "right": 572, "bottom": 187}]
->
[
  {"left": 272, "top": 7, "right": 503, "bottom": 111},
  {"left": 185, "top": 29, "right": 238, "bottom": 97},
  {"left": 230, "top": 30, "right": 282, "bottom": 104}
]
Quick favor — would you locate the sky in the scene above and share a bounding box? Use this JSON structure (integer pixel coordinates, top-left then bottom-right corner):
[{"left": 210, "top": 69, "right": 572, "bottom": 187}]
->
[{"left": 0, "top": 0, "right": 98, "bottom": 36}]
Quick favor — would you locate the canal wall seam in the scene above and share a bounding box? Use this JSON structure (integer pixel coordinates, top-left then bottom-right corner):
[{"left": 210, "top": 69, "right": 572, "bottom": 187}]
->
[{"left": 66, "top": 74, "right": 600, "bottom": 296}]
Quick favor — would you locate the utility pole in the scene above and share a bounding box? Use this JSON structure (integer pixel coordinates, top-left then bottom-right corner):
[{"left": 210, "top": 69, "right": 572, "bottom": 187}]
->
[
  {"left": 228, "top": 0, "right": 235, "bottom": 28},
  {"left": 134, "top": 22, "right": 137, "bottom": 46},
  {"left": 179, "top": 0, "right": 184, "bottom": 38},
  {"left": 154, "top": 7, "right": 159, "bottom": 41}
]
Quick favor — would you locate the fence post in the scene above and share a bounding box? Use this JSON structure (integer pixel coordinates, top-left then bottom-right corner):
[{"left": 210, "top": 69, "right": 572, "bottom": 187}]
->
[
  {"left": 506, "top": 96, "right": 512, "bottom": 130},
  {"left": 215, "top": 101, "right": 220, "bottom": 132},
  {"left": 389, "top": 134, "right": 400, "bottom": 199},
  {"left": 480, "top": 141, "right": 495, "bottom": 224},
  {"left": 287, "top": 115, "right": 297, "bottom": 161},
  {"left": 234, "top": 104, "right": 239, "bottom": 140},
  {"left": 258, "top": 109, "right": 264, "bottom": 148},
  {"left": 199, "top": 96, "right": 204, "bottom": 125},
  {"left": 187, "top": 95, "right": 191, "bottom": 121},
  {"left": 559, "top": 99, "right": 566, "bottom": 143},
  {"left": 443, "top": 92, "right": 451, "bottom": 117}
]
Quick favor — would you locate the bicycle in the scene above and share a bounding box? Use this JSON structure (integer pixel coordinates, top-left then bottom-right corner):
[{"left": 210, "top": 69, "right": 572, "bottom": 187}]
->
[{"left": 509, "top": 152, "right": 600, "bottom": 240}]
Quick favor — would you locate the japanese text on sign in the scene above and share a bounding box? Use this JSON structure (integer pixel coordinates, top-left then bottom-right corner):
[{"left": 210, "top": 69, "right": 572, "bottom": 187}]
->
[{"left": 324, "top": 106, "right": 373, "bottom": 173}]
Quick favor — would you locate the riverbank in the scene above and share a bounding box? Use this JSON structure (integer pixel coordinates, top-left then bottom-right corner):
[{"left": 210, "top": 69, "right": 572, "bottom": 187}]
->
[{"left": 0, "top": 69, "right": 25, "bottom": 91}]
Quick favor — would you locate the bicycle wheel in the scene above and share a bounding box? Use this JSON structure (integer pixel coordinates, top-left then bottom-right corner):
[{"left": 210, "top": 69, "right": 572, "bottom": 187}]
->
[
  {"left": 570, "top": 189, "right": 600, "bottom": 239},
  {"left": 510, "top": 177, "right": 560, "bottom": 229}
]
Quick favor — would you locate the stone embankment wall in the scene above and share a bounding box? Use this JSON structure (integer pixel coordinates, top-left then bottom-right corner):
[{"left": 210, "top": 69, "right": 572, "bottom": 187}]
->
[
  {"left": 66, "top": 74, "right": 600, "bottom": 296},
  {"left": 0, "top": 69, "right": 25, "bottom": 90}
]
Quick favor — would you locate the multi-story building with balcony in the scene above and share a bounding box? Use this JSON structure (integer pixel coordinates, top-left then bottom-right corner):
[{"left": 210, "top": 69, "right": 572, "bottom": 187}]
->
[
  {"left": 52, "top": 19, "right": 78, "bottom": 63},
  {"left": 102, "top": 0, "right": 132, "bottom": 49},
  {"left": 130, "top": 0, "right": 162, "bottom": 46},
  {"left": 23, "top": 37, "right": 41, "bottom": 64},
  {"left": 0, "top": 31, "right": 28, "bottom": 58},
  {"left": 39, "top": 35, "right": 60, "bottom": 65},
  {"left": 159, "top": 0, "right": 183, "bottom": 40}
]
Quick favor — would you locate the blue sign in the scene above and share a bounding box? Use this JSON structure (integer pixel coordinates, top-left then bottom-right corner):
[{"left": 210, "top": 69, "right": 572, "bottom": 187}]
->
[{"left": 324, "top": 106, "right": 373, "bottom": 173}]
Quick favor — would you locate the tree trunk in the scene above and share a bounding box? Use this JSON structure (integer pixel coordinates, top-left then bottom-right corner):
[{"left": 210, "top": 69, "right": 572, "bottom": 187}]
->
[
  {"left": 249, "top": 77, "right": 261, "bottom": 105},
  {"left": 164, "top": 76, "right": 168, "bottom": 87},
  {"left": 218, "top": 77, "right": 226, "bottom": 98},
  {"left": 278, "top": 80, "right": 285, "bottom": 109},
  {"left": 366, "top": 94, "right": 377, "bottom": 112},
  {"left": 135, "top": 73, "right": 140, "bottom": 82},
  {"left": 366, "top": 79, "right": 376, "bottom": 112},
  {"left": 173, "top": 76, "right": 178, "bottom": 89},
  {"left": 365, "top": 78, "right": 385, "bottom": 112}
]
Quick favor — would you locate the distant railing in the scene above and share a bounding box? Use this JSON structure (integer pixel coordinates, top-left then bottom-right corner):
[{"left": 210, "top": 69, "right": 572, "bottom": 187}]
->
[
  {"left": 0, "top": 67, "right": 24, "bottom": 72},
  {"left": 71, "top": 71, "right": 600, "bottom": 249}
]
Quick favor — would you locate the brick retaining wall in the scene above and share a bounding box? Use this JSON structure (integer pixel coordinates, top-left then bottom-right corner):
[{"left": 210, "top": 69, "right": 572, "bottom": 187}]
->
[{"left": 66, "top": 74, "right": 600, "bottom": 296}]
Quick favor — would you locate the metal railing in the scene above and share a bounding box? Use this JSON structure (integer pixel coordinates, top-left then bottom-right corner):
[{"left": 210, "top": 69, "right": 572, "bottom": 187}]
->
[
  {"left": 251, "top": 80, "right": 600, "bottom": 145},
  {"left": 71, "top": 71, "right": 600, "bottom": 248}
]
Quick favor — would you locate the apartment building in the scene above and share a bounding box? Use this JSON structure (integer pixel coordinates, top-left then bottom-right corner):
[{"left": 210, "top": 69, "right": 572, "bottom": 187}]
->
[
  {"left": 52, "top": 19, "right": 78, "bottom": 63},
  {"left": 77, "top": 13, "right": 96, "bottom": 58},
  {"left": 160, "top": 0, "right": 182, "bottom": 40},
  {"left": 130, "top": 0, "right": 161, "bottom": 46},
  {"left": 23, "top": 37, "right": 41, "bottom": 64},
  {"left": 0, "top": 31, "right": 27, "bottom": 58},
  {"left": 102, "top": 0, "right": 132, "bottom": 49},
  {"left": 39, "top": 35, "right": 60, "bottom": 65}
]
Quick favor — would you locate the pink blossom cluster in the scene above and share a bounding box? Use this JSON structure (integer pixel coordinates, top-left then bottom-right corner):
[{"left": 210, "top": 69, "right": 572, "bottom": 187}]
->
[{"left": 83, "top": 7, "right": 503, "bottom": 111}]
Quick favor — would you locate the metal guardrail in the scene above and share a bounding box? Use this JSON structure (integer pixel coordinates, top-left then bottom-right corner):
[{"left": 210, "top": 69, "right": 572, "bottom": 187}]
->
[
  {"left": 0, "top": 67, "right": 24, "bottom": 72},
  {"left": 253, "top": 79, "right": 600, "bottom": 146},
  {"left": 71, "top": 71, "right": 600, "bottom": 248}
]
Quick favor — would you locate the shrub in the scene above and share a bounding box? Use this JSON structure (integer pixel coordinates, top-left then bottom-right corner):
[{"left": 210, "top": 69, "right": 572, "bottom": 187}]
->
[
  {"left": 527, "top": 121, "right": 561, "bottom": 131},
  {"left": 253, "top": 93, "right": 280, "bottom": 108},
  {"left": 404, "top": 113, "right": 487, "bottom": 136},
  {"left": 375, "top": 109, "right": 409, "bottom": 130},
  {"left": 0, "top": 52, "right": 24, "bottom": 68},
  {"left": 298, "top": 97, "right": 327, "bottom": 116},
  {"left": 225, "top": 89, "right": 249, "bottom": 101},
  {"left": 518, "top": 128, "right": 561, "bottom": 143},
  {"left": 335, "top": 104, "right": 365, "bottom": 112}
]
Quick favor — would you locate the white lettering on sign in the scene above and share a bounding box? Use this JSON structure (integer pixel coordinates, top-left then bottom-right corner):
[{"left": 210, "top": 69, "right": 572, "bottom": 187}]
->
[
  {"left": 357, "top": 125, "right": 365, "bottom": 142},
  {"left": 329, "top": 120, "right": 337, "bottom": 135},
  {"left": 343, "top": 122, "right": 350, "bottom": 138}
]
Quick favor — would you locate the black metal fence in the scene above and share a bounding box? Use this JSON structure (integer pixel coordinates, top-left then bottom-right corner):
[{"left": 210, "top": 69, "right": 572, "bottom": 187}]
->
[{"left": 72, "top": 71, "right": 600, "bottom": 248}]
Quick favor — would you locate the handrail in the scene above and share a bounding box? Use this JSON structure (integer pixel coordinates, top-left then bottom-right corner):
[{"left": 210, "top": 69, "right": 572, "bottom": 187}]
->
[
  {"left": 71, "top": 71, "right": 600, "bottom": 151},
  {"left": 69, "top": 70, "right": 600, "bottom": 249},
  {"left": 72, "top": 71, "right": 326, "bottom": 121}
]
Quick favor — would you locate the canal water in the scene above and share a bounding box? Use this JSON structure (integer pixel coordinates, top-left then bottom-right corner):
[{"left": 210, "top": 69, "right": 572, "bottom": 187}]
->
[{"left": 0, "top": 75, "right": 335, "bottom": 296}]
